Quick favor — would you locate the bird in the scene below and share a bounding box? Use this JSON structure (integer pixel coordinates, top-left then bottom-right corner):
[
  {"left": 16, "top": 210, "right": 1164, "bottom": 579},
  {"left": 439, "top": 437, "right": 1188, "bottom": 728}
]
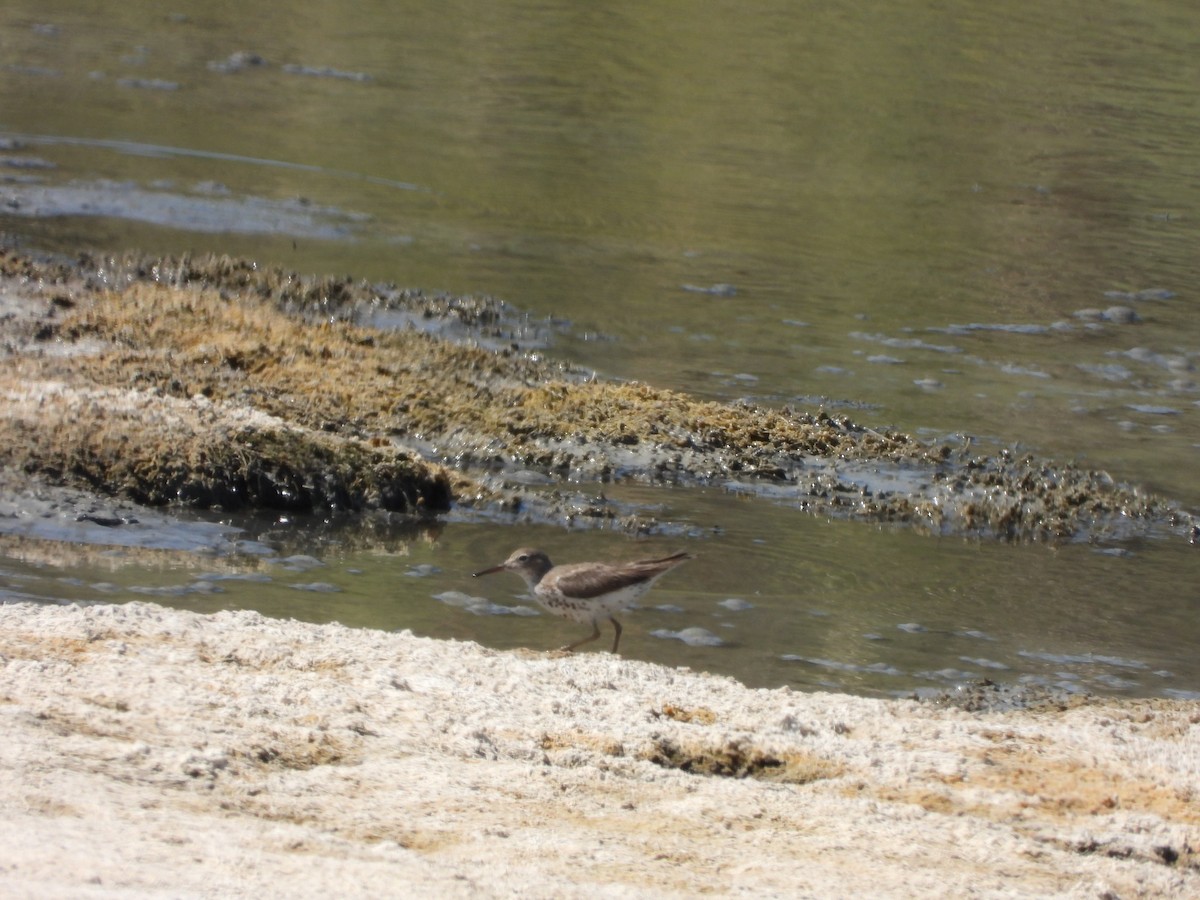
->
[{"left": 473, "top": 547, "right": 693, "bottom": 653}]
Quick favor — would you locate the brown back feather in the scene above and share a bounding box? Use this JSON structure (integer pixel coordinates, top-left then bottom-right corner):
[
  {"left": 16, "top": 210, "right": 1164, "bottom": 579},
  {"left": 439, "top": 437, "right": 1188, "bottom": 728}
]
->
[{"left": 550, "top": 553, "right": 692, "bottom": 599}]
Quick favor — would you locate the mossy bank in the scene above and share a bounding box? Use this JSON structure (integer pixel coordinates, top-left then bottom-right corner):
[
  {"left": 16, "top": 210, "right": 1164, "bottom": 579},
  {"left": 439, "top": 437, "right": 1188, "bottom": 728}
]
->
[{"left": 1, "top": 243, "right": 1194, "bottom": 541}]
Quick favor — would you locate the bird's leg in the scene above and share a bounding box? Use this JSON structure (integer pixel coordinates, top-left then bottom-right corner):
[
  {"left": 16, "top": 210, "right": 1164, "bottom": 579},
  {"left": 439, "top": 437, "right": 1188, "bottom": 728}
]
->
[
  {"left": 562, "top": 621, "right": 601, "bottom": 652},
  {"left": 609, "top": 617, "right": 623, "bottom": 654}
]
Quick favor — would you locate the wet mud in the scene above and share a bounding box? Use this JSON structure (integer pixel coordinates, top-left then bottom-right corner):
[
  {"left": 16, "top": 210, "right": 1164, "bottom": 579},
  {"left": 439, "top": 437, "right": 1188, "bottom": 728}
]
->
[{"left": 1, "top": 242, "right": 1195, "bottom": 543}]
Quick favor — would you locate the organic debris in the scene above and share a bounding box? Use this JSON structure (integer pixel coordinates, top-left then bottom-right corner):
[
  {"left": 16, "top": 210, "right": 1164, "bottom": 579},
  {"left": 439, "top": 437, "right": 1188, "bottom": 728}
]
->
[{"left": 0, "top": 245, "right": 1192, "bottom": 539}]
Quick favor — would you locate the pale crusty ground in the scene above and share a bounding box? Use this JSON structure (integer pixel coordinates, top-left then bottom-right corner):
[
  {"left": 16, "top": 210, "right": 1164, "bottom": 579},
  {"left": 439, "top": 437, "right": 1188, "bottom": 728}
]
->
[{"left": 0, "top": 601, "right": 1196, "bottom": 898}]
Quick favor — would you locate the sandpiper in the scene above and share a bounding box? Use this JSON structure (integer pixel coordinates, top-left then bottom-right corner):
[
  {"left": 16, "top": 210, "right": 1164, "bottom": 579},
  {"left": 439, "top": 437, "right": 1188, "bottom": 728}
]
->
[{"left": 473, "top": 547, "right": 693, "bottom": 653}]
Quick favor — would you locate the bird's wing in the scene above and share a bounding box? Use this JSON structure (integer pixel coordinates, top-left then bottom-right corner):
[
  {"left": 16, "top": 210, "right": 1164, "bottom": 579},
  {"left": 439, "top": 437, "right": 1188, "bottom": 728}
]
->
[{"left": 550, "top": 565, "right": 650, "bottom": 600}]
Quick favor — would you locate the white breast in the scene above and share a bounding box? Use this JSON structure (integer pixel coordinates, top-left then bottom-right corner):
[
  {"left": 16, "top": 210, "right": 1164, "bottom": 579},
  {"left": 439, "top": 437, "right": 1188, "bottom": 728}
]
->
[{"left": 533, "top": 581, "right": 652, "bottom": 624}]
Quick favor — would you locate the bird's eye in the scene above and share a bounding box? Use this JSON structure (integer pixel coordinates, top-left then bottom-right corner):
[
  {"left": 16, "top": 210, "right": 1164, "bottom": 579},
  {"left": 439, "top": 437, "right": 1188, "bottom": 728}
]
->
[{"left": 517, "top": 554, "right": 528, "bottom": 561}]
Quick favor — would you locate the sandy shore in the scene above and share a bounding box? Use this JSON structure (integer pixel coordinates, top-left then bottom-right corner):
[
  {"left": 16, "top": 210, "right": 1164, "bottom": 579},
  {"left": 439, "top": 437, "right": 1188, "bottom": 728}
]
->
[{"left": 1, "top": 600, "right": 1195, "bottom": 898}]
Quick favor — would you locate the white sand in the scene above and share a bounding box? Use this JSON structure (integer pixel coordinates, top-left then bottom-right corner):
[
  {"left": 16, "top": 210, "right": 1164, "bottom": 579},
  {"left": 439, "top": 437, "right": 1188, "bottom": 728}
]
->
[{"left": 0, "top": 601, "right": 1195, "bottom": 898}]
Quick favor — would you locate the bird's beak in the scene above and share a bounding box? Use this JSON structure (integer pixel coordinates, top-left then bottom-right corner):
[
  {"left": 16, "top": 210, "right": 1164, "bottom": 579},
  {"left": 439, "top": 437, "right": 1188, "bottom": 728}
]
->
[{"left": 472, "top": 563, "right": 506, "bottom": 577}]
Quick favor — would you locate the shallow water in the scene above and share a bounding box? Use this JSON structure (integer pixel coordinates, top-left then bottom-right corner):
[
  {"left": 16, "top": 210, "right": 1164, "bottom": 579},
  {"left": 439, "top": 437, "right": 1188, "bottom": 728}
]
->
[
  {"left": 4, "top": 489, "right": 1199, "bottom": 700},
  {"left": 1, "top": 1, "right": 1198, "bottom": 697}
]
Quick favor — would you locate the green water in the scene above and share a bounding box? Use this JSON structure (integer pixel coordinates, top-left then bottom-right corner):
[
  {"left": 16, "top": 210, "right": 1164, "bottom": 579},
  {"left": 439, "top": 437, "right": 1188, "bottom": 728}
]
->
[
  {"left": 4, "top": 491, "right": 1198, "bottom": 698},
  {"left": 1, "top": 1, "right": 1197, "bottom": 697}
]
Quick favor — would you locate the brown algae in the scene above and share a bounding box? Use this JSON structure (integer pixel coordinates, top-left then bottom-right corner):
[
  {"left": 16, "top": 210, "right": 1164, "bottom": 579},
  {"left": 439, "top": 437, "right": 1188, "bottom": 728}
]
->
[{"left": 0, "top": 245, "right": 1193, "bottom": 540}]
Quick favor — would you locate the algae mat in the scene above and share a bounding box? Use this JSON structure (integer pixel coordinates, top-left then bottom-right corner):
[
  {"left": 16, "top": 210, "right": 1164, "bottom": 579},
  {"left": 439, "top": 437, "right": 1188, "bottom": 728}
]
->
[{"left": 0, "top": 245, "right": 1193, "bottom": 542}]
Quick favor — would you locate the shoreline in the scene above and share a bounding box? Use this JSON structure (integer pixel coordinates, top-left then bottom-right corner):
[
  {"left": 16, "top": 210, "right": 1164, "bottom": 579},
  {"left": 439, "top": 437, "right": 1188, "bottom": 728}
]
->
[{"left": 1, "top": 599, "right": 1196, "bottom": 897}]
